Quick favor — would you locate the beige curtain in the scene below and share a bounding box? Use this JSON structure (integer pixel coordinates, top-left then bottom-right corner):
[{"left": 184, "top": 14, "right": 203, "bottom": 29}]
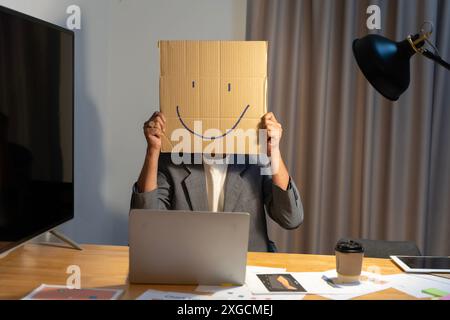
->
[{"left": 247, "top": 0, "right": 450, "bottom": 255}]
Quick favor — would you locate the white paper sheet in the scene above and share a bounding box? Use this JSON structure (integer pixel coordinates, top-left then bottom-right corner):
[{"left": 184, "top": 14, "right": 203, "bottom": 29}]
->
[
  {"left": 384, "top": 273, "right": 450, "bottom": 298},
  {"left": 195, "top": 284, "right": 304, "bottom": 300},
  {"left": 137, "top": 289, "right": 211, "bottom": 300},
  {"left": 246, "top": 266, "right": 287, "bottom": 273},
  {"left": 410, "top": 274, "right": 450, "bottom": 285},
  {"left": 195, "top": 266, "right": 286, "bottom": 294},
  {"left": 246, "top": 269, "right": 392, "bottom": 300},
  {"left": 295, "top": 270, "right": 392, "bottom": 299},
  {"left": 194, "top": 266, "right": 301, "bottom": 300},
  {"left": 210, "top": 286, "right": 253, "bottom": 300}
]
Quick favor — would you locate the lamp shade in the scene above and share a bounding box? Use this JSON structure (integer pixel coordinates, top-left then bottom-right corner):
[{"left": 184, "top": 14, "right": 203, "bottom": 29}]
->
[{"left": 353, "top": 34, "right": 417, "bottom": 101}]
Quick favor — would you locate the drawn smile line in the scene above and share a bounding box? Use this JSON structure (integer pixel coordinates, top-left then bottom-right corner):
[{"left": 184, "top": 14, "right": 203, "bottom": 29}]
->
[{"left": 176, "top": 105, "right": 251, "bottom": 140}]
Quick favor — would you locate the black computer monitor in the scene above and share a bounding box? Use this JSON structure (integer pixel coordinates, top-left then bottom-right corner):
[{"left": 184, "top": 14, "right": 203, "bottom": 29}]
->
[{"left": 0, "top": 5, "right": 74, "bottom": 255}]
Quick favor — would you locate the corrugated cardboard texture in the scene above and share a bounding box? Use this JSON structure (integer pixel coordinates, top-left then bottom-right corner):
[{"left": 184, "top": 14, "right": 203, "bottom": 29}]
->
[{"left": 159, "top": 41, "right": 268, "bottom": 154}]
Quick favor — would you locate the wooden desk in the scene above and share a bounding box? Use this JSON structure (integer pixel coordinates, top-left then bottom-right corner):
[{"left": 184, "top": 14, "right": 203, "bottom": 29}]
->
[{"left": 0, "top": 244, "right": 421, "bottom": 300}]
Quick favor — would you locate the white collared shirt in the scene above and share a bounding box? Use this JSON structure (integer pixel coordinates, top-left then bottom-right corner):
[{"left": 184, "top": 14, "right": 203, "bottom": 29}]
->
[{"left": 203, "top": 158, "right": 229, "bottom": 212}]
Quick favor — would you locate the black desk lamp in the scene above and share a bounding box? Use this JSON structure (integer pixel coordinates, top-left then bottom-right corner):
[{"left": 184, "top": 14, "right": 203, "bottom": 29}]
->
[{"left": 353, "top": 22, "right": 450, "bottom": 101}]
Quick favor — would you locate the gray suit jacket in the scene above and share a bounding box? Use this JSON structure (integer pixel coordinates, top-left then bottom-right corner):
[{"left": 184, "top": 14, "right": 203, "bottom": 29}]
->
[{"left": 131, "top": 154, "right": 304, "bottom": 252}]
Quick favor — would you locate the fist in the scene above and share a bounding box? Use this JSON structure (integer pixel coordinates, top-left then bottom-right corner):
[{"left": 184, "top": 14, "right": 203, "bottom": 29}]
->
[
  {"left": 144, "top": 111, "right": 166, "bottom": 153},
  {"left": 261, "top": 112, "right": 283, "bottom": 156}
]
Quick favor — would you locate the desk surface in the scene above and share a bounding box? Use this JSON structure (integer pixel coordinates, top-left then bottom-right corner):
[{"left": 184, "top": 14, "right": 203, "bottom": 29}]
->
[{"left": 0, "top": 244, "right": 421, "bottom": 300}]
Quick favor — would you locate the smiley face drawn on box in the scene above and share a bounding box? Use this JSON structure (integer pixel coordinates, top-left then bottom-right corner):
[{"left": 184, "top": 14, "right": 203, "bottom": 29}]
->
[{"left": 159, "top": 41, "right": 268, "bottom": 154}]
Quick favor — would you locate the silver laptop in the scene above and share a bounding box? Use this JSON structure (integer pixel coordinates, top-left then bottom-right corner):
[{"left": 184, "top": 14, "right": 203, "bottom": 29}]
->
[{"left": 129, "top": 210, "right": 250, "bottom": 285}]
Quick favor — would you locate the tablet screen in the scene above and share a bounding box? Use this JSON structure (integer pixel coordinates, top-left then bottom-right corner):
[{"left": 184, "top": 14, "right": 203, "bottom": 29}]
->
[{"left": 398, "top": 257, "right": 450, "bottom": 270}]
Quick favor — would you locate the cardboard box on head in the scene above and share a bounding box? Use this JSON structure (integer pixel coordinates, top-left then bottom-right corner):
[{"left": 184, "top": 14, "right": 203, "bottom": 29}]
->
[{"left": 159, "top": 41, "right": 268, "bottom": 155}]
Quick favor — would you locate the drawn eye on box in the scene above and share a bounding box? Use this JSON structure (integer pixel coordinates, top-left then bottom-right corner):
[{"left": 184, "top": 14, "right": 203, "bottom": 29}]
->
[
  {"left": 192, "top": 81, "right": 233, "bottom": 92},
  {"left": 159, "top": 41, "right": 268, "bottom": 154}
]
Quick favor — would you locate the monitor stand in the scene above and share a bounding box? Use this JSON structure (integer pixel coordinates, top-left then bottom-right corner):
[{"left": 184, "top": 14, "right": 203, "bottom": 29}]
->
[
  {"left": 0, "top": 230, "right": 82, "bottom": 260},
  {"left": 48, "top": 230, "right": 83, "bottom": 251}
]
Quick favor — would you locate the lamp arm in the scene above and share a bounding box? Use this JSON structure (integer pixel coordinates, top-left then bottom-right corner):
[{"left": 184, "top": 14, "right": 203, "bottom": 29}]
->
[{"left": 421, "top": 49, "right": 450, "bottom": 70}]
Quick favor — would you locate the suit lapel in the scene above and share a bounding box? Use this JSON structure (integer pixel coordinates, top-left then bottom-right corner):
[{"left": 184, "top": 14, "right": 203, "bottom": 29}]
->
[
  {"left": 182, "top": 164, "right": 209, "bottom": 211},
  {"left": 223, "top": 163, "right": 249, "bottom": 212}
]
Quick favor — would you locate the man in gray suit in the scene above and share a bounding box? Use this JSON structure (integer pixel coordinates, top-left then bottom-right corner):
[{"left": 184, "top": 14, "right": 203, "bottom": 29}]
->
[{"left": 131, "top": 111, "right": 303, "bottom": 252}]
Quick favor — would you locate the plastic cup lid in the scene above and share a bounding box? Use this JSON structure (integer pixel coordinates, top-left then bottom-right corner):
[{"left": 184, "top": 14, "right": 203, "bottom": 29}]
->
[{"left": 335, "top": 239, "right": 364, "bottom": 253}]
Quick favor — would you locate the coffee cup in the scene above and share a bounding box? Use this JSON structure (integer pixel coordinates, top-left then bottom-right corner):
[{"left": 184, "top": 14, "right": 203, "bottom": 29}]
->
[{"left": 335, "top": 239, "right": 364, "bottom": 283}]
